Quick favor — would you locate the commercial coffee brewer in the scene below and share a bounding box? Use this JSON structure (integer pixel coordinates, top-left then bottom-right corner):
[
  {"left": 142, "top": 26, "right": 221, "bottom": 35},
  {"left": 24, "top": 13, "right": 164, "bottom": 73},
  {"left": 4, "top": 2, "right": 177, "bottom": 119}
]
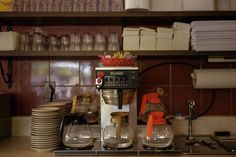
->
[
  {"left": 95, "top": 66, "right": 139, "bottom": 149},
  {"left": 55, "top": 66, "right": 181, "bottom": 156}
]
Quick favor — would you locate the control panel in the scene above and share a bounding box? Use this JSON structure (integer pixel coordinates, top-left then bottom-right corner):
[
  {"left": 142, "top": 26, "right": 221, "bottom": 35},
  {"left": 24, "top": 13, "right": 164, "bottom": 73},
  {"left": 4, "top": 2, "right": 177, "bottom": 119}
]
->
[{"left": 95, "top": 67, "right": 138, "bottom": 89}]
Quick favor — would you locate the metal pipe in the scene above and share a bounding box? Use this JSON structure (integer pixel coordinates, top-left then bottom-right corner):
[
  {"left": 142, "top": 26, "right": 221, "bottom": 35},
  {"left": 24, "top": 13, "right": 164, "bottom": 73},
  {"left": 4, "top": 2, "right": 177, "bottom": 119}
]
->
[{"left": 187, "top": 100, "right": 195, "bottom": 140}]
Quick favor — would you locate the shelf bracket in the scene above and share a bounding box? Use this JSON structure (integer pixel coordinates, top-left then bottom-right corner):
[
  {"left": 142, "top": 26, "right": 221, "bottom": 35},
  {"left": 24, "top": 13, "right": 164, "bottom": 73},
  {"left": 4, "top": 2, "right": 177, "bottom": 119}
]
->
[{"left": 0, "top": 57, "right": 13, "bottom": 89}]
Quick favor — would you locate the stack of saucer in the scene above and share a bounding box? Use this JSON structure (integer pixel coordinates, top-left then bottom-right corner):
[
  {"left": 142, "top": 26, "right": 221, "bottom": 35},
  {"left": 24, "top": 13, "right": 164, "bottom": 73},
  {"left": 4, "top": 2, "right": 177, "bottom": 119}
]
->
[
  {"left": 31, "top": 107, "right": 62, "bottom": 152},
  {"left": 40, "top": 101, "right": 72, "bottom": 116}
]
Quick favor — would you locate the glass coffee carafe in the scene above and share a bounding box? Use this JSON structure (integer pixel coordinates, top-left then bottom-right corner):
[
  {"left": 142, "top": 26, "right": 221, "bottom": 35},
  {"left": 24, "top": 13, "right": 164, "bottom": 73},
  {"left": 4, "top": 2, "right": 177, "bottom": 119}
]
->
[
  {"left": 142, "top": 111, "right": 174, "bottom": 148},
  {"left": 61, "top": 115, "right": 93, "bottom": 148},
  {"left": 103, "top": 112, "right": 134, "bottom": 149}
]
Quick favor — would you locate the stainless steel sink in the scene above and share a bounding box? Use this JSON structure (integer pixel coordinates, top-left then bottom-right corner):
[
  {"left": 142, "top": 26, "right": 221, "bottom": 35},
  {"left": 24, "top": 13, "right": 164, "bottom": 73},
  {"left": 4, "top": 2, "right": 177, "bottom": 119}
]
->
[{"left": 174, "top": 135, "right": 236, "bottom": 155}]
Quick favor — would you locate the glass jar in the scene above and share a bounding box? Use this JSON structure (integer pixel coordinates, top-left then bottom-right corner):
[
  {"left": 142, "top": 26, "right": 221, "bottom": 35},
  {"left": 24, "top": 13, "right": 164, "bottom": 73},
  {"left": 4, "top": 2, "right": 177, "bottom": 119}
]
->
[
  {"left": 85, "top": 0, "right": 97, "bottom": 12},
  {"left": 142, "top": 112, "right": 174, "bottom": 148},
  {"left": 48, "top": 34, "right": 59, "bottom": 51},
  {"left": 59, "top": 34, "right": 70, "bottom": 51},
  {"left": 98, "top": 0, "right": 110, "bottom": 12},
  {"left": 110, "top": 0, "right": 123, "bottom": 11},
  {"left": 62, "top": 116, "right": 93, "bottom": 148},
  {"left": 61, "top": 0, "right": 73, "bottom": 12},
  {"left": 73, "top": 0, "right": 85, "bottom": 12},
  {"left": 103, "top": 112, "right": 134, "bottom": 149},
  {"left": 20, "top": 32, "right": 31, "bottom": 51},
  {"left": 81, "top": 32, "right": 94, "bottom": 51}
]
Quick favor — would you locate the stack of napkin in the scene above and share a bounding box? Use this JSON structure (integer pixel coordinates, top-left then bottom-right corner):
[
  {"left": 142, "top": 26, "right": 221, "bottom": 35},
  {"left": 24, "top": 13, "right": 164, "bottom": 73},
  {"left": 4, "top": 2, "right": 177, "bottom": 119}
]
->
[{"left": 191, "top": 21, "right": 236, "bottom": 51}]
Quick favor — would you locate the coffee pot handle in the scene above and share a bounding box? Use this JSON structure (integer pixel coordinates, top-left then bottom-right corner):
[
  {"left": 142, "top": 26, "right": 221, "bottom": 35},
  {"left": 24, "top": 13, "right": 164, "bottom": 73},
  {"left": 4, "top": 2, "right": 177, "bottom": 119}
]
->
[
  {"left": 59, "top": 115, "right": 71, "bottom": 138},
  {"left": 118, "top": 89, "right": 123, "bottom": 109}
]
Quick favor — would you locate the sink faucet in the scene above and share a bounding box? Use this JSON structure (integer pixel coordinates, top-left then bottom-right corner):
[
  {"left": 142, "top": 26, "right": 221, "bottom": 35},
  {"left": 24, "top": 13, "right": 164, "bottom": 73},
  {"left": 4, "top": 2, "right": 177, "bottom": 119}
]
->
[{"left": 187, "top": 100, "right": 195, "bottom": 141}]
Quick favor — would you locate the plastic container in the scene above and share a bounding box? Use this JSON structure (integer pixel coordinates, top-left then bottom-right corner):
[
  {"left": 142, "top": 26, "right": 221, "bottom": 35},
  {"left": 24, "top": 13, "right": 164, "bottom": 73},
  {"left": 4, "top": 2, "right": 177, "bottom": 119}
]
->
[
  {"left": 125, "top": 0, "right": 150, "bottom": 11},
  {"left": 0, "top": 32, "right": 20, "bottom": 51},
  {"left": 100, "top": 57, "right": 135, "bottom": 66}
]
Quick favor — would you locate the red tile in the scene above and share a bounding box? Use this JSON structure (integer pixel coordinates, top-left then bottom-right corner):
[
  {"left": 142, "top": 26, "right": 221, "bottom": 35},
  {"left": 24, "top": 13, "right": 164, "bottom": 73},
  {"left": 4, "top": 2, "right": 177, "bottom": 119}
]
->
[
  {"left": 138, "top": 59, "right": 170, "bottom": 86},
  {"left": 172, "top": 87, "right": 201, "bottom": 116},
  {"left": 54, "top": 86, "right": 78, "bottom": 100},
  {"left": 171, "top": 59, "right": 200, "bottom": 86},
  {"left": 232, "top": 89, "right": 236, "bottom": 115},
  {"left": 171, "top": 65, "right": 196, "bottom": 86},
  {"left": 50, "top": 61, "right": 79, "bottom": 86},
  {"left": 14, "top": 86, "right": 45, "bottom": 116},
  {"left": 19, "top": 60, "right": 49, "bottom": 86},
  {"left": 80, "top": 60, "right": 99, "bottom": 86},
  {"left": 202, "top": 89, "right": 231, "bottom": 115},
  {"left": 137, "top": 59, "right": 170, "bottom": 73}
]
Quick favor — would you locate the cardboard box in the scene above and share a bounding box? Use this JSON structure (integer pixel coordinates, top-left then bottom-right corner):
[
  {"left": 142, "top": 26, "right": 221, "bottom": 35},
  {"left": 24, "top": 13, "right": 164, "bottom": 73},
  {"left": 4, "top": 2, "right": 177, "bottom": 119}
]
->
[
  {"left": 156, "top": 38, "right": 172, "bottom": 50},
  {"left": 123, "top": 28, "right": 140, "bottom": 50},
  {"left": 140, "top": 34, "right": 156, "bottom": 50}
]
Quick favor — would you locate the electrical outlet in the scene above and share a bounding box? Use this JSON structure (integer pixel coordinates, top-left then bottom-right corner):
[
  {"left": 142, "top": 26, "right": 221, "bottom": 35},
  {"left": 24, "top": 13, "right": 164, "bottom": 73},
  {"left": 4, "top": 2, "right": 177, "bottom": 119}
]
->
[{"left": 44, "top": 81, "right": 55, "bottom": 101}]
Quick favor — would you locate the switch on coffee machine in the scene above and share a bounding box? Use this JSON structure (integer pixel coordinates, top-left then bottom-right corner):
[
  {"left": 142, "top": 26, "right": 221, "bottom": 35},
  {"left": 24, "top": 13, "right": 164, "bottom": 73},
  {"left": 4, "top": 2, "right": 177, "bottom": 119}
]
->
[{"left": 95, "top": 71, "right": 105, "bottom": 89}]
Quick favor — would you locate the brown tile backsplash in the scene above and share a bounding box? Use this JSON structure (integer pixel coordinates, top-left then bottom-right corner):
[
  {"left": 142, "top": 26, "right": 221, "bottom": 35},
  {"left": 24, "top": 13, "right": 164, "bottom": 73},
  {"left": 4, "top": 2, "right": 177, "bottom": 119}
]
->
[
  {"left": 50, "top": 60, "right": 79, "bottom": 86},
  {"left": 171, "top": 87, "right": 201, "bottom": 115},
  {"left": 0, "top": 57, "right": 235, "bottom": 116},
  {"left": 19, "top": 60, "right": 49, "bottom": 86}
]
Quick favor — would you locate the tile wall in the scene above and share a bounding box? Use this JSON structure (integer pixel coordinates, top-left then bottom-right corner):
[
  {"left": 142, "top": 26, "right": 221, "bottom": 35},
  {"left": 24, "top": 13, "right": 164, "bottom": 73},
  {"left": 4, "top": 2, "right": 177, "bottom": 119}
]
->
[{"left": 1, "top": 57, "right": 236, "bottom": 116}]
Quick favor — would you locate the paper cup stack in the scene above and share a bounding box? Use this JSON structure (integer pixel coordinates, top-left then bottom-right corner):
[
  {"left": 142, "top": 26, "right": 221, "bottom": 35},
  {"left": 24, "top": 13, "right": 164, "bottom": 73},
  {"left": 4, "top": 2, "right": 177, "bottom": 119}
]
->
[{"left": 31, "top": 107, "right": 63, "bottom": 152}]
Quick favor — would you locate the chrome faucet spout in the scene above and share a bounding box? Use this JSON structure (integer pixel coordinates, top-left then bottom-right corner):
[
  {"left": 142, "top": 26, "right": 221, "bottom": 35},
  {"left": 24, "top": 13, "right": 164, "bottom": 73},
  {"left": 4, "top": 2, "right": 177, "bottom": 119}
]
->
[{"left": 187, "top": 100, "right": 195, "bottom": 140}]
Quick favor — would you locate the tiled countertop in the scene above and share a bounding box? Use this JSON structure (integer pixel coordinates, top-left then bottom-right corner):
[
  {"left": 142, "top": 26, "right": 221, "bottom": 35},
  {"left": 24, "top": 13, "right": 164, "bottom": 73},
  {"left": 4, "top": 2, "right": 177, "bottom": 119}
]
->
[{"left": 0, "top": 137, "right": 235, "bottom": 157}]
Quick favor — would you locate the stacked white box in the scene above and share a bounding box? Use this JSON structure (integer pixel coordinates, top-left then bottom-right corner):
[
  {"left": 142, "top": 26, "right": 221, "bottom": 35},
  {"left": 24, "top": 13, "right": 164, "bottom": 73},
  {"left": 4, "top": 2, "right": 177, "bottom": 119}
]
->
[
  {"left": 125, "top": 0, "right": 150, "bottom": 11},
  {"left": 150, "top": 0, "right": 182, "bottom": 11},
  {"left": 156, "top": 27, "right": 173, "bottom": 50},
  {"left": 172, "top": 22, "right": 191, "bottom": 50},
  {"left": 183, "top": 0, "right": 215, "bottom": 11},
  {"left": 122, "top": 28, "right": 140, "bottom": 50},
  {"left": 140, "top": 27, "right": 156, "bottom": 50},
  {"left": 0, "top": 32, "right": 20, "bottom": 51}
]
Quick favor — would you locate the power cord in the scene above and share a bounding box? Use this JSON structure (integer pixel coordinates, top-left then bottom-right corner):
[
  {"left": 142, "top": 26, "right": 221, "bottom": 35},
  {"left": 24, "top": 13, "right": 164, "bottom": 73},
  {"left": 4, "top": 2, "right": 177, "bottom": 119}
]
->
[{"left": 138, "top": 61, "right": 215, "bottom": 118}]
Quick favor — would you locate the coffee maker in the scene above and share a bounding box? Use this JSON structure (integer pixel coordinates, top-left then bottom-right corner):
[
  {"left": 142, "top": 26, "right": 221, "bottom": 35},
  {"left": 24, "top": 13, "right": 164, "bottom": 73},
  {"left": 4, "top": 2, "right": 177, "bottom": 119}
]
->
[{"left": 95, "top": 66, "right": 139, "bottom": 148}]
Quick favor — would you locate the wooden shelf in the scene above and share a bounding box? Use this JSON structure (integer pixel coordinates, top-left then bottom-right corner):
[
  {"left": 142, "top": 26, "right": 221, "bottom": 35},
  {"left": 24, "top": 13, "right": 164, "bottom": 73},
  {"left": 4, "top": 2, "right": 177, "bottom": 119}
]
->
[
  {"left": 0, "top": 11, "right": 236, "bottom": 26},
  {"left": 1, "top": 11, "right": 236, "bottom": 59},
  {"left": 0, "top": 50, "right": 235, "bottom": 59}
]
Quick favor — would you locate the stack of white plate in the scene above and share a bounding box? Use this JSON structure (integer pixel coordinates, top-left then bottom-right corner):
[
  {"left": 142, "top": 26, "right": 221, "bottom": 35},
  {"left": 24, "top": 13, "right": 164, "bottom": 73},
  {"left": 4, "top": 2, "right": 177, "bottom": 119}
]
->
[
  {"left": 40, "top": 101, "right": 72, "bottom": 116},
  {"left": 31, "top": 107, "right": 62, "bottom": 152}
]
